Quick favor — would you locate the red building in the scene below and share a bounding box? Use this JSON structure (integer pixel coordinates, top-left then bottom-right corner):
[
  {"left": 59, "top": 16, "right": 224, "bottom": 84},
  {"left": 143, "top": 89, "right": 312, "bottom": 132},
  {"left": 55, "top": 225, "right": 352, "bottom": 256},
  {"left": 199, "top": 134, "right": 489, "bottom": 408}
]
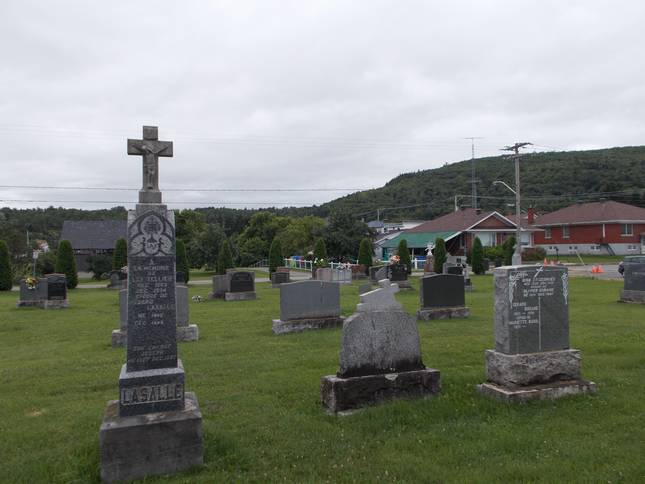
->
[{"left": 533, "top": 201, "right": 645, "bottom": 256}]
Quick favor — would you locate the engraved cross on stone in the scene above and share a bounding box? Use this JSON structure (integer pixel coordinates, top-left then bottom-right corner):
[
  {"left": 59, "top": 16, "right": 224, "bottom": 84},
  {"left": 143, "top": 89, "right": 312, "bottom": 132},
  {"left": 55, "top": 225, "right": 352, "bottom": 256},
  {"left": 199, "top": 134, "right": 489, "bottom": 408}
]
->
[{"left": 127, "top": 126, "right": 173, "bottom": 204}]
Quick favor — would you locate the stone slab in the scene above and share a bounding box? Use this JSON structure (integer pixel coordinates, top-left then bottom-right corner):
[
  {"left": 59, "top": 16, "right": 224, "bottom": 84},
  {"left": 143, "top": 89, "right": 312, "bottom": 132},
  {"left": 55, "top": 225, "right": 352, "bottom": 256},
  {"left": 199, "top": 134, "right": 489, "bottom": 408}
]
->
[
  {"left": 321, "top": 368, "right": 441, "bottom": 413},
  {"left": 476, "top": 380, "right": 597, "bottom": 403},
  {"left": 417, "top": 306, "right": 470, "bottom": 320},
  {"left": 99, "top": 391, "right": 203, "bottom": 483},
  {"left": 420, "top": 274, "right": 465, "bottom": 309},
  {"left": 494, "top": 265, "right": 569, "bottom": 355},
  {"left": 224, "top": 291, "right": 256, "bottom": 301},
  {"left": 388, "top": 264, "right": 408, "bottom": 282},
  {"left": 279, "top": 280, "right": 341, "bottom": 321},
  {"left": 208, "top": 274, "right": 228, "bottom": 299},
  {"left": 356, "top": 280, "right": 402, "bottom": 312},
  {"left": 338, "top": 310, "right": 424, "bottom": 378},
  {"left": 118, "top": 289, "right": 127, "bottom": 330},
  {"left": 484, "top": 348, "right": 582, "bottom": 386},
  {"left": 176, "top": 324, "right": 199, "bottom": 342},
  {"left": 272, "top": 316, "right": 345, "bottom": 335},
  {"left": 229, "top": 271, "right": 255, "bottom": 293},
  {"left": 623, "top": 261, "right": 645, "bottom": 291},
  {"left": 619, "top": 289, "right": 645, "bottom": 304},
  {"left": 396, "top": 280, "right": 413, "bottom": 290},
  {"left": 176, "top": 284, "right": 189, "bottom": 327}
]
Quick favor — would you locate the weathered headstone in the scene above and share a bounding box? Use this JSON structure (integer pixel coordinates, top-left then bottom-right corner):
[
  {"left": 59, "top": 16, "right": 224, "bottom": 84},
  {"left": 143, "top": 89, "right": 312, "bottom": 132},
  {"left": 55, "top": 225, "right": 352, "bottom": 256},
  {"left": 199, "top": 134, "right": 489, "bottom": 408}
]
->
[
  {"left": 331, "top": 267, "right": 352, "bottom": 284},
  {"left": 111, "top": 289, "right": 128, "bottom": 347},
  {"left": 316, "top": 267, "right": 332, "bottom": 282},
  {"left": 226, "top": 271, "right": 256, "bottom": 300},
  {"left": 321, "top": 279, "right": 441, "bottom": 413},
  {"left": 100, "top": 126, "right": 202, "bottom": 482},
  {"left": 17, "top": 273, "right": 68, "bottom": 309},
  {"left": 272, "top": 280, "right": 344, "bottom": 334},
  {"left": 443, "top": 264, "right": 463, "bottom": 276},
  {"left": 619, "top": 256, "right": 645, "bottom": 303},
  {"left": 388, "top": 264, "right": 411, "bottom": 289},
  {"left": 107, "top": 270, "right": 127, "bottom": 290},
  {"left": 374, "top": 266, "right": 388, "bottom": 282},
  {"left": 477, "top": 265, "right": 596, "bottom": 402},
  {"left": 417, "top": 274, "right": 470, "bottom": 320},
  {"left": 176, "top": 281, "right": 199, "bottom": 341},
  {"left": 208, "top": 274, "right": 228, "bottom": 299},
  {"left": 271, "top": 271, "right": 290, "bottom": 287},
  {"left": 369, "top": 266, "right": 383, "bottom": 282}
]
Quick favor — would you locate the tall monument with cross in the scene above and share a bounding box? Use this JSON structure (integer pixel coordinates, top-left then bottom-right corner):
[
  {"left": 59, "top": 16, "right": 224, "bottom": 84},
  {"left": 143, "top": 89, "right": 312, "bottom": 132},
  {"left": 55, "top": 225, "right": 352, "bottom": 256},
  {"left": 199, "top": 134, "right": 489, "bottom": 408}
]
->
[
  {"left": 100, "top": 126, "right": 203, "bottom": 482},
  {"left": 127, "top": 125, "right": 173, "bottom": 204}
]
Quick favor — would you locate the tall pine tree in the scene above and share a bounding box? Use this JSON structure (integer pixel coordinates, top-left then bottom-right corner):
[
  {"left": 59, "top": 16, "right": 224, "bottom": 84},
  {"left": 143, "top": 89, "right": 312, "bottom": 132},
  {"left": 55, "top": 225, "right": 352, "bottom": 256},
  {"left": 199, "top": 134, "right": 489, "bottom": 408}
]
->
[
  {"left": 471, "top": 236, "right": 485, "bottom": 274},
  {"left": 432, "top": 238, "right": 447, "bottom": 274},
  {"left": 396, "top": 238, "right": 412, "bottom": 274},
  {"left": 55, "top": 240, "right": 78, "bottom": 289},
  {"left": 176, "top": 239, "right": 190, "bottom": 283},
  {"left": 357, "top": 238, "right": 373, "bottom": 274},
  {"left": 112, "top": 238, "right": 127, "bottom": 270},
  {"left": 216, "top": 239, "right": 234, "bottom": 275},
  {"left": 0, "top": 240, "right": 12, "bottom": 291},
  {"left": 268, "top": 238, "right": 283, "bottom": 274}
]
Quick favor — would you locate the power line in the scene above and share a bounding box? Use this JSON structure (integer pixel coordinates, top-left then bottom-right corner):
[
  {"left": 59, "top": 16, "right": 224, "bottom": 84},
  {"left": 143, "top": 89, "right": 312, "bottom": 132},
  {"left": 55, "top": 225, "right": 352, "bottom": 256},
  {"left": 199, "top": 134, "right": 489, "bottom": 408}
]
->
[
  {"left": 0, "top": 185, "right": 368, "bottom": 192},
  {"left": 0, "top": 199, "right": 310, "bottom": 206}
]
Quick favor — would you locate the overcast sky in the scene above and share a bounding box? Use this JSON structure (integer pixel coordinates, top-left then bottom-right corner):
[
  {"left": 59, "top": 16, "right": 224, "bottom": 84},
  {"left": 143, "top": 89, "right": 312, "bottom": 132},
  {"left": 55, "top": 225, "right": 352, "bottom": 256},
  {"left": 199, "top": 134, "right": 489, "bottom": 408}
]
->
[{"left": 1, "top": 1, "right": 644, "bottom": 211}]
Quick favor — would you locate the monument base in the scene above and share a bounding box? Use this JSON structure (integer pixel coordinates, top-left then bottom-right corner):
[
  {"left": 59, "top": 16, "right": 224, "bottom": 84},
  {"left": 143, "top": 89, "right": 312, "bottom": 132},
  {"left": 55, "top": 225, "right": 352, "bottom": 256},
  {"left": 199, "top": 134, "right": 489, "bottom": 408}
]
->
[
  {"left": 225, "top": 291, "right": 256, "bottom": 301},
  {"left": 417, "top": 306, "right": 470, "bottom": 320},
  {"left": 476, "top": 380, "right": 597, "bottom": 403},
  {"left": 111, "top": 329, "right": 127, "bottom": 348},
  {"left": 321, "top": 368, "right": 441, "bottom": 413},
  {"left": 619, "top": 289, "right": 645, "bottom": 304},
  {"left": 16, "top": 299, "right": 69, "bottom": 309},
  {"left": 99, "top": 391, "right": 203, "bottom": 483},
  {"left": 177, "top": 324, "right": 200, "bottom": 342},
  {"left": 207, "top": 291, "right": 224, "bottom": 300},
  {"left": 272, "top": 316, "right": 344, "bottom": 335},
  {"left": 118, "top": 361, "right": 185, "bottom": 416},
  {"left": 484, "top": 349, "right": 582, "bottom": 386}
]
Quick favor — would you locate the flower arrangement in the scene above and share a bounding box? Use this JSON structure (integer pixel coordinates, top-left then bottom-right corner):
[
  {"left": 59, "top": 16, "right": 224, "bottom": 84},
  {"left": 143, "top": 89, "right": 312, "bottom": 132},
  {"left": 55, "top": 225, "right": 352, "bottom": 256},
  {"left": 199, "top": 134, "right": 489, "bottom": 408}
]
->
[
  {"left": 389, "top": 255, "right": 400, "bottom": 265},
  {"left": 314, "top": 257, "right": 329, "bottom": 268},
  {"left": 24, "top": 276, "right": 39, "bottom": 290}
]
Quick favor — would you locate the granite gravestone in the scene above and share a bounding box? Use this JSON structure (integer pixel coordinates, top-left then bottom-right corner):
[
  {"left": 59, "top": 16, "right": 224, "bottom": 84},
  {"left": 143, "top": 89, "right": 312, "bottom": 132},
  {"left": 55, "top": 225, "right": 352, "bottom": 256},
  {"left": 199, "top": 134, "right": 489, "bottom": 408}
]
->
[
  {"left": 331, "top": 267, "right": 352, "bottom": 284},
  {"left": 619, "top": 256, "right": 645, "bottom": 303},
  {"left": 17, "top": 274, "right": 68, "bottom": 309},
  {"left": 321, "top": 279, "right": 441, "bottom": 413},
  {"left": 417, "top": 274, "right": 469, "bottom": 320},
  {"left": 272, "top": 280, "right": 344, "bottom": 334},
  {"left": 226, "top": 271, "right": 256, "bottom": 300},
  {"left": 374, "top": 266, "right": 388, "bottom": 282},
  {"left": 111, "top": 289, "right": 128, "bottom": 347},
  {"left": 208, "top": 274, "right": 228, "bottom": 299},
  {"left": 477, "top": 265, "right": 596, "bottom": 402},
  {"left": 369, "top": 266, "right": 383, "bottom": 282},
  {"left": 316, "top": 267, "right": 332, "bottom": 282},
  {"left": 107, "top": 270, "right": 127, "bottom": 290},
  {"left": 444, "top": 264, "right": 463, "bottom": 276},
  {"left": 176, "top": 280, "right": 199, "bottom": 341},
  {"left": 100, "top": 126, "right": 202, "bottom": 483},
  {"left": 271, "top": 271, "right": 290, "bottom": 287}
]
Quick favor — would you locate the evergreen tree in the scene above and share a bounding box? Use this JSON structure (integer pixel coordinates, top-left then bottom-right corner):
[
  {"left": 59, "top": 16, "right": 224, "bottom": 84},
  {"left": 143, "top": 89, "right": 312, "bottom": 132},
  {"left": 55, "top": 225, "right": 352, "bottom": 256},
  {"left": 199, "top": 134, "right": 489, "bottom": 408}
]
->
[
  {"left": 471, "top": 236, "right": 485, "bottom": 274},
  {"left": 176, "top": 239, "right": 190, "bottom": 283},
  {"left": 503, "top": 236, "right": 516, "bottom": 265},
  {"left": 55, "top": 239, "right": 78, "bottom": 289},
  {"left": 433, "top": 238, "right": 447, "bottom": 274},
  {"left": 357, "top": 238, "right": 373, "bottom": 274},
  {"left": 268, "top": 238, "right": 283, "bottom": 274},
  {"left": 314, "top": 238, "right": 328, "bottom": 267},
  {"left": 216, "top": 239, "right": 234, "bottom": 275},
  {"left": 396, "top": 238, "right": 412, "bottom": 274},
  {"left": 112, "top": 238, "right": 127, "bottom": 270},
  {"left": 0, "top": 240, "right": 12, "bottom": 291}
]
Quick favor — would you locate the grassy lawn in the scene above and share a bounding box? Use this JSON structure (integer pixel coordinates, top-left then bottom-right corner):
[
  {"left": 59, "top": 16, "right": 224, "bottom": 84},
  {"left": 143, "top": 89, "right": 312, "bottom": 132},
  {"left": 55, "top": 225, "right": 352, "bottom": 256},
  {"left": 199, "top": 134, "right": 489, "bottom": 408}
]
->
[
  {"left": 0, "top": 276, "right": 643, "bottom": 482},
  {"left": 551, "top": 255, "right": 625, "bottom": 264}
]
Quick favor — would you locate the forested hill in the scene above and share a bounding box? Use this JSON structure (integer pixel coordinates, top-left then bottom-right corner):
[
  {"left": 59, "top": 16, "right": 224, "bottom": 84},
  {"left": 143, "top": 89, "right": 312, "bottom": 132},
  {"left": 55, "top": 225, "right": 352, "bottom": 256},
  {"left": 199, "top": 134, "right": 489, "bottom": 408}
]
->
[{"left": 319, "top": 145, "right": 645, "bottom": 221}]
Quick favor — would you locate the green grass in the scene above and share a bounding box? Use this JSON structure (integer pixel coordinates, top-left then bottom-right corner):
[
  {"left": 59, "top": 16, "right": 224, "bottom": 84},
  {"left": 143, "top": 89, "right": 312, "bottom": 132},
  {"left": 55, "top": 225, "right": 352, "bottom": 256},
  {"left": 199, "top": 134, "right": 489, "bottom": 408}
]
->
[
  {"left": 0, "top": 276, "right": 643, "bottom": 483},
  {"left": 552, "top": 255, "right": 625, "bottom": 264}
]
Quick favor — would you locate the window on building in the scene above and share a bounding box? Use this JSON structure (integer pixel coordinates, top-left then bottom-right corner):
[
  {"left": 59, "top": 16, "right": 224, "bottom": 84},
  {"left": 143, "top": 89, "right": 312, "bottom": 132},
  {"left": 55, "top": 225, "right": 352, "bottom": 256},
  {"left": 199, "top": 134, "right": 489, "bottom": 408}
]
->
[
  {"left": 562, "top": 225, "right": 570, "bottom": 238},
  {"left": 621, "top": 224, "right": 633, "bottom": 236},
  {"left": 544, "top": 227, "right": 552, "bottom": 239}
]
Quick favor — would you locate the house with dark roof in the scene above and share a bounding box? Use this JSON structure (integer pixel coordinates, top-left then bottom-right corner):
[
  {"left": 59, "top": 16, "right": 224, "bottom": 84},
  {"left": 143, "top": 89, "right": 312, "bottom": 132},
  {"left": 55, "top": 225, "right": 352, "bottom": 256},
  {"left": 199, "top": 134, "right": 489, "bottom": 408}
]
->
[
  {"left": 59, "top": 220, "right": 127, "bottom": 271},
  {"left": 533, "top": 201, "right": 645, "bottom": 255},
  {"left": 377, "top": 208, "right": 539, "bottom": 260}
]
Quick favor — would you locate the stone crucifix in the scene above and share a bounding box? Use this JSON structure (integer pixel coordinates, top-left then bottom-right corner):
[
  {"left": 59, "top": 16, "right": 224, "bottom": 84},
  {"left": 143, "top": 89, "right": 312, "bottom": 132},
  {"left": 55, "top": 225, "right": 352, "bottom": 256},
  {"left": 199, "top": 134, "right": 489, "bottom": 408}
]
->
[{"left": 127, "top": 126, "right": 173, "bottom": 204}]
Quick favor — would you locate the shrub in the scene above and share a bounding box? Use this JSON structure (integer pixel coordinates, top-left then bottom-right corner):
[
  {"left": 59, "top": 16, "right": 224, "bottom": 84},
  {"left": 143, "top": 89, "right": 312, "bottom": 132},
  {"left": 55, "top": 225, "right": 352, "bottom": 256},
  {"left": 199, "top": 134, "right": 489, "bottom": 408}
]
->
[
  {"left": 36, "top": 251, "right": 57, "bottom": 276},
  {"left": 471, "top": 236, "right": 485, "bottom": 274},
  {"left": 433, "top": 238, "right": 447, "bottom": 273},
  {"left": 358, "top": 238, "right": 373, "bottom": 274},
  {"left": 86, "top": 254, "right": 112, "bottom": 280},
  {"left": 113, "top": 238, "right": 127, "bottom": 270},
  {"left": 0, "top": 240, "right": 12, "bottom": 291},
  {"left": 522, "top": 246, "right": 547, "bottom": 261},
  {"left": 314, "top": 238, "right": 328, "bottom": 268},
  {"left": 397, "top": 239, "right": 412, "bottom": 274},
  {"left": 55, "top": 240, "right": 78, "bottom": 289},
  {"left": 503, "top": 236, "right": 516, "bottom": 265},
  {"left": 268, "top": 238, "right": 283, "bottom": 274},
  {"left": 176, "top": 239, "right": 190, "bottom": 283},
  {"left": 216, "top": 239, "right": 234, "bottom": 275}
]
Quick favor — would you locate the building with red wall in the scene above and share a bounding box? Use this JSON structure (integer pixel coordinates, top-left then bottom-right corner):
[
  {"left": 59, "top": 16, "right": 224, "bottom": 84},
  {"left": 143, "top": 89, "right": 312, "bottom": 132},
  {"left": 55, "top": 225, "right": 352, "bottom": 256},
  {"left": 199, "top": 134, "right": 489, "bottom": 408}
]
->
[{"left": 533, "top": 201, "right": 645, "bottom": 256}]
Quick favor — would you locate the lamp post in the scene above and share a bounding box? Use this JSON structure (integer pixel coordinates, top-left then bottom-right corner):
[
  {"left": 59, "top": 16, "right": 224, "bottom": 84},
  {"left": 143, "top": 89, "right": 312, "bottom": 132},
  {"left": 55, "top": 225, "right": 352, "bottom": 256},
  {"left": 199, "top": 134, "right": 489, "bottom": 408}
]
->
[{"left": 500, "top": 143, "right": 532, "bottom": 265}]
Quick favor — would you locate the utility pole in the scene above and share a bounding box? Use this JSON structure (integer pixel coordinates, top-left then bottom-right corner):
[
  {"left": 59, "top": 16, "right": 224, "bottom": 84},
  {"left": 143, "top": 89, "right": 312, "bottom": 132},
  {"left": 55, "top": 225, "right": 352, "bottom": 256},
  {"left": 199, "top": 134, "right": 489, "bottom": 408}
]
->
[
  {"left": 465, "top": 137, "right": 483, "bottom": 210},
  {"left": 501, "top": 142, "right": 532, "bottom": 265}
]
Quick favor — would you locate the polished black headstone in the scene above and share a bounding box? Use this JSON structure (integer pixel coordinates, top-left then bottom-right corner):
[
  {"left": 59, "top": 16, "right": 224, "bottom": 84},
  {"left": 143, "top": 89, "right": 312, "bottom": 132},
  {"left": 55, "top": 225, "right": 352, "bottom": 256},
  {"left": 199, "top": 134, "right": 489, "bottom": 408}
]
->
[
  {"left": 623, "top": 261, "right": 645, "bottom": 292},
  {"left": 46, "top": 274, "right": 67, "bottom": 300},
  {"left": 420, "top": 274, "right": 465, "bottom": 308},
  {"left": 229, "top": 271, "right": 254, "bottom": 293},
  {"left": 388, "top": 264, "right": 408, "bottom": 281},
  {"left": 446, "top": 265, "right": 463, "bottom": 276}
]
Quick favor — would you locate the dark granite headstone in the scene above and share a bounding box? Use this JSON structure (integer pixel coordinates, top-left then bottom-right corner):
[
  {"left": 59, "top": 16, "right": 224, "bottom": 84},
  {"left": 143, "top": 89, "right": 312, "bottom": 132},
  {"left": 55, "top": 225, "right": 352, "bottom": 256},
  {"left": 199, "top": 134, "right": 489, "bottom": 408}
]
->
[
  {"left": 369, "top": 266, "right": 382, "bottom": 282},
  {"left": 623, "top": 261, "right": 645, "bottom": 292},
  {"left": 445, "top": 265, "right": 463, "bottom": 276},
  {"left": 176, "top": 271, "right": 186, "bottom": 284},
  {"left": 420, "top": 274, "right": 465, "bottom": 308},
  {"left": 388, "top": 264, "right": 408, "bottom": 282},
  {"left": 271, "top": 272, "right": 290, "bottom": 286},
  {"left": 46, "top": 274, "right": 67, "bottom": 300},
  {"left": 17, "top": 278, "right": 47, "bottom": 306},
  {"left": 280, "top": 280, "right": 341, "bottom": 321},
  {"left": 494, "top": 265, "right": 569, "bottom": 355},
  {"left": 229, "top": 271, "right": 254, "bottom": 293}
]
